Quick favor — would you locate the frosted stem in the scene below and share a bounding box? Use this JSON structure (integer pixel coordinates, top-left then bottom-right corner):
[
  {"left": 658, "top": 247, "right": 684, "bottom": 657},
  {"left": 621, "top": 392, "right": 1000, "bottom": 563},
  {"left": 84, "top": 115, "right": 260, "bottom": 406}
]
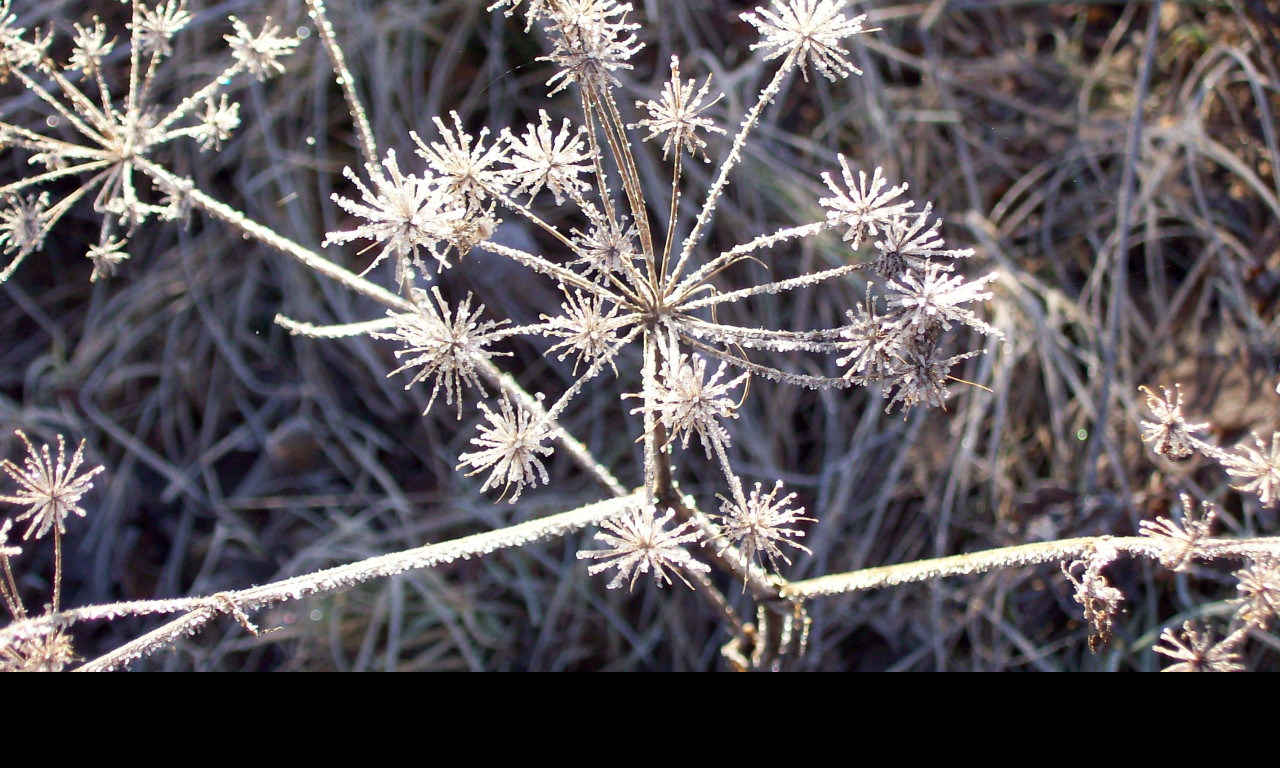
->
[
  {"left": 135, "top": 158, "right": 413, "bottom": 313},
  {"left": 782, "top": 535, "right": 1280, "bottom": 599},
  {"left": 306, "top": 0, "right": 380, "bottom": 166},
  {"left": 669, "top": 50, "right": 798, "bottom": 285},
  {"left": 70, "top": 492, "right": 644, "bottom": 671}
]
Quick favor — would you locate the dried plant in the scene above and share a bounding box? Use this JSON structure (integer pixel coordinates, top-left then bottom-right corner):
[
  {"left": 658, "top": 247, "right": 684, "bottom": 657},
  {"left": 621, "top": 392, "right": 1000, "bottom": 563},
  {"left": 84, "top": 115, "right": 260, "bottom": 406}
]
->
[{"left": 1, "top": 0, "right": 1279, "bottom": 671}]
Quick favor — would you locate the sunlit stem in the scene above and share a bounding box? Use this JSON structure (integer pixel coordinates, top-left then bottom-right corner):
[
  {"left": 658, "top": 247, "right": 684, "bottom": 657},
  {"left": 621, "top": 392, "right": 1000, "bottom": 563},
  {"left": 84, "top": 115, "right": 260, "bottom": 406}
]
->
[
  {"left": 0, "top": 159, "right": 112, "bottom": 197},
  {"left": 582, "top": 85, "right": 657, "bottom": 296},
  {"left": 51, "top": 529, "right": 63, "bottom": 615},
  {"left": 578, "top": 90, "right": 619, "bottom": 228},
  {"left": 11, "top": 67, "right": 110, "bottom": 149},
  {"left": 0, "top": 553, "right": 24, "bottom": 621},
  {"left": 661, "top": 153, "right": 682, "bottom": 283},
  {"left": 126, "top": 0, "right": 144, "bottom": 119},
  {"left": 599, "top": 87, "right": 657, "bottom": 287},
  {"left": 540, "top": 325, "right": 643, "bottom": 425},
  {"left": 709, "top": 429, "right": 747, "bottom": 514},
  {"left": 153, "top": 62, "right": 246, "bottom": 134},
  {"left": 306, "top": 0, "right": 380, "bottom": 167}
]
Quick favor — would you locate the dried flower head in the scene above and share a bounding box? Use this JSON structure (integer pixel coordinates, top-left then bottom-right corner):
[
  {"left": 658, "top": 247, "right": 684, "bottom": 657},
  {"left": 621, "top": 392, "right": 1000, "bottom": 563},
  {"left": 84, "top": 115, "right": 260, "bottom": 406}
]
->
[
  {"left": 543, "top": 290, "right": 628, "bottom": 376},
  {"left": 577, "top": 504, "right": 710, "bottom": 590},
  {"left": 819, "top": 159, "right": 911, "bottom": 249},
  {"left": 377, "top": 287, "right": 510, "bottom": 418},
  {"left": 741, "top": 0, "right": 868, "bottom": 82},
  {"left": 1222, "top": 431, "right": 1280, "bottom": 506},
  {"left": 1231, "top": 556, "right": 1280, "bottom": 630},
  {"left": 68, "top": 17, "right": 114, "bottom": 76},
  {"left": 1062, "top": 542, "right": 1123, "bottom": 652},
  {"left": 714, "top": 481, "right": 814, "bottom": 573},
  {"left": 1153, "top": 621, "right": 1244, "bottom": 672},
  {"left": 1, "top": 431, "right": 104, "bottom": 540},
  {"left": 539, "top": 0, "right": 643, "bottom": 94},
  {"left": 872, "top": 205, "right": 974, "bottom": 279},
  {"left": 630, "top": 336, "right": 749, "bottom": 459},
  {"left": 570, "top": 213, "right": 639, "bottom": 276},
  {"left": 631, "top": 56, "right": 725, "bottom": 162},
  {"left": 0, "top": 4, "right": 300, "bottom": 284},
  {"left": 324, "top": 150, "right": 464, "bottom": 285},
  {"left": 0, "top": 629, "right": 76, "bottom": 672},
  {"left": 193, "top": 94, "right": 241, "bottom": 152},
  {"left": 0, "top": 192, "right": 50, "bottom": 264},
  {"left": 882, "top": 345, "right": 981, "bottom": 413},
  {"left": 457, "top": 395, "right": 555, "bottom": 503},
  {"left": 413, "top": 111, "right": 511, "bottom": 207},
  {"left": 502, "top": 110, "right": 594, "bottom": 204},
  {"left": 0, "top": 517, "right": 20, "bottom": 559},
  {"left": 1138, "top": 493, "right": 1215, "bottom": 571},
  {"left": 87, "top": 237, "right": 130, "bottom": 283},
  {"left": 885, "top": 264, "right": 1000, "bottom": 339},
  {"left": 836, "top": 290, "right": 897, "bottom": 384},
  {"left": 1139, "top": 385, "right": 1207, "bottom": 461},
  {"left": 224, "top": 16, "right": 299, "bottom": 81},
  {"left": 132, "top": 0, "right": 192, "bottom": 57}
]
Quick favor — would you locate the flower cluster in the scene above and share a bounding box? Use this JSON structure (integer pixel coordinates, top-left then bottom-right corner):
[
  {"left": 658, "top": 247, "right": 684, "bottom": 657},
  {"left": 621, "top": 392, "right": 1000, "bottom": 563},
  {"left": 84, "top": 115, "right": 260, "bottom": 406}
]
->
[
  {"left": 307, "top": 0, "right": 1001, "bottom": 583},
  {"left": 823, "top": 166, "right": 1001, "bottom": 412},
  {"left": 0, "top": 1, "right": 300, "bottom": 282}
]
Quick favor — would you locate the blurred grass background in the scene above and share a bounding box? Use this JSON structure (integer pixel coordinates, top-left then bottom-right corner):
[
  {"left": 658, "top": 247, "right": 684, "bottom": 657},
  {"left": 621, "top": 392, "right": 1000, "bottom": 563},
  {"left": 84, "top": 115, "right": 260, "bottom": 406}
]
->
[{"left": 2, "top": 0, "right": 1279, "bottom": 670}]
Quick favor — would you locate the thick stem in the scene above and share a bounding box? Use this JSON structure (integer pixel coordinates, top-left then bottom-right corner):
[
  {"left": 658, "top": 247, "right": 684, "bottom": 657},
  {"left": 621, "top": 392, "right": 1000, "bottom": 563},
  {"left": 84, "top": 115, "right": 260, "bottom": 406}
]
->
[
  {"left": 782, "top": 535, "right": 1280, "bottom": 599},
  {"left": 70, "top": 492, "right": 644, "bottom": 671}
]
